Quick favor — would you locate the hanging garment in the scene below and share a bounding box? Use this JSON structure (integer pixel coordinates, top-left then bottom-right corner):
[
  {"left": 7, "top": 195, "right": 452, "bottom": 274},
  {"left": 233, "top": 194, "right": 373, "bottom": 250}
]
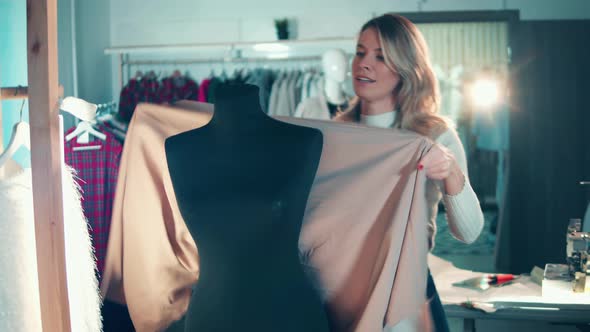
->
[
  {"left": 118, "top": 75, "right": 162, "bottom": 122},
  {"left": 294, "top": 89, "right": 350, "bottom": 120},
  {"left": 64, "top": 126, "right": 123, "bottom": 280},
  {"left": 268, "top": 73, "right": 293, "bottom": 117},
  {"left": 101, "top": 102, "right": 432, "bottom": 332},
  {"left": 294, "top": 93, "right": 331, "bottom": 120},
  {"left": 0, "top": 165, "right": 102, "bottom": 332},
  {"left": 285, "top": 71, "right": 300, "bottom": 116},
  {"left": 309, "top": 75, "right": 324, "bottom": 99},
  {"left": 117, "top": 78, "right": 141, "bottom": 122},
  {"left": 206, "top": 77, "right": 223, "bottom": 104},
  {"left": 267, "top": 72, "right": 284, "bottom": 115},
  {"left": 245, "top": 69, "right": 275, "bottom": 113},
  {"left": 157, "top": 75, "right": 199, "bottom": 104},
  {"left": 100, "top": 117, "right": 128, "bottom": 143},
  {"left": 197, "top": 78, "right": 211, "bottom": 102},
  {"left": 294, "top": 70, "right": 305, "bottom": 109}
]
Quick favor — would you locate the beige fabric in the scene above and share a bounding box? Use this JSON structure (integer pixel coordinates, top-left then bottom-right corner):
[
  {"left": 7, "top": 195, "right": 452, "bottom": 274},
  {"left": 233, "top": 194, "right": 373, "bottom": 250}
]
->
[
  {"left": 101, "top": 102, "right": 211, "bottom": 332},
  {"left": 102, "top": 102, "right": 433, "bottom": 332},
  {"left": 335, "top": 109, "right": 485, "bottom": 248}
]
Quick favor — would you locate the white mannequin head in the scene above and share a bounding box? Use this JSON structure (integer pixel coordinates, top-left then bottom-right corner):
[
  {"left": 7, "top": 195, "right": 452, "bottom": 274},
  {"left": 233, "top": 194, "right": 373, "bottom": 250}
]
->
[{"left": 322, "top": 48, "right": 348, "bottom": 83}]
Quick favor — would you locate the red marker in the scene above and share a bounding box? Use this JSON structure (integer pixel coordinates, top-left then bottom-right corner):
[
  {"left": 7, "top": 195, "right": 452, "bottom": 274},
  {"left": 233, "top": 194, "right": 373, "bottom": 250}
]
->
[{"left": 488, "top": 274, "right": 514, "bottom": 285}]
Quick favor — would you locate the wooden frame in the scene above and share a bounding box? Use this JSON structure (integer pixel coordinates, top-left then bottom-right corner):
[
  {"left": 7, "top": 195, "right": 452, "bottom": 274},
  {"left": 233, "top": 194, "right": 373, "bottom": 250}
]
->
[
  {"left": 398, "top": 10, "right": 519, "bottom": 24},
  {"left": 26, "top": 0, "right": 71, "bottom": 331},
  {"left": 399, "top": 11, "right": 520, "bottom": 71},
  {"left": 0, "top": 86, "right": 29, "bottom": 160},
  {"left": 0, "top": 86, "right": 29, "bottom": 100}
]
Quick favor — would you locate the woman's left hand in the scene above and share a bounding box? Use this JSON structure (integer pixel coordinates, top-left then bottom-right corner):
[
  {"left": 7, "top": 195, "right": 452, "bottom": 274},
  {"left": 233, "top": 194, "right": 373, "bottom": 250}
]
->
[
  {"left": 418, "top": 143, "right": 465, "bottom": 195},
  {"left": 418, "top": 144, "right": 456, "bottom": 180}
]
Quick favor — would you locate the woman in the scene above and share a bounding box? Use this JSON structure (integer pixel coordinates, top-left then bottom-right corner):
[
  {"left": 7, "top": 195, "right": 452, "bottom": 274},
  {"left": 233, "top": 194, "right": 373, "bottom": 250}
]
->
[{"left": 336, "top": 13, "right": 484, "bottom": 331}]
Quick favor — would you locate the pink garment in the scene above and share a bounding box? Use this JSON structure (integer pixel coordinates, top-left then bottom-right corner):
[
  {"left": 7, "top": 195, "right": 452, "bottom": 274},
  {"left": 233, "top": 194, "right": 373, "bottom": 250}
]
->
[
  {"left": 102, "top": 102, "right": 432, "bottom": 332},
  {"left": 197, "top": 79, "right": 211, "bottom": 102}
]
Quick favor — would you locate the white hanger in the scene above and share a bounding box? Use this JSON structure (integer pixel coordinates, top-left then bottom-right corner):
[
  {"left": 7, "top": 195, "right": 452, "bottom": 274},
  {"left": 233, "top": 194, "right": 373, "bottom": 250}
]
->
[
  {"left": 0, "top": 100, "right": 31, "bottom": 167},
  {"left": 61, "top": 96, "right": 106, "bottom": 150},
  {"left": 65, "top": 121, "right": 106, "bottom": 143},
  {"left": 0, "top": 122, "right": 31, "bottom": 167}
]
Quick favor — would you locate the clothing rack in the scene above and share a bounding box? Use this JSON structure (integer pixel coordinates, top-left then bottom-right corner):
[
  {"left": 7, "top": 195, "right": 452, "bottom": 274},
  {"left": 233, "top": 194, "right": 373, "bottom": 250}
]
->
[
  {"left": 0, "top": 83, "right": 65, "bottom": 156},
  {"left": 0, "top": 85, "right": 63, "bottom": 101},
  {"left": 125, "top": 54, "right": 327, "bottom": 66},
  {"left": 25, "top": 1, "right": 71, "bottom": 331},
  {"left": 0, "top": 85, "right": 29, "bottom": 100},
  {"left": 105, "top": 37, "right": 355, "bottom": 88},
  {"left": 0, "top": 86, "right": 29, "bottom": 149}
]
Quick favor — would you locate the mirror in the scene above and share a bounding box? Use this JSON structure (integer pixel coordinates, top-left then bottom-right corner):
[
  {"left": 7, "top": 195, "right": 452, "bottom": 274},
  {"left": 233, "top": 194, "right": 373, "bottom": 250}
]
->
[{"left": 415, "top": 21, "right": 510, "bottom": 273}]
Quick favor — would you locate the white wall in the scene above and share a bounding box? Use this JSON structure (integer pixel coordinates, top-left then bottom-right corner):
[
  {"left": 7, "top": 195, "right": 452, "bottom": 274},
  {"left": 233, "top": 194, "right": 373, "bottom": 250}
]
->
[
  {"left": 1, "top": 0, "right": 77, "bottom": 145},
  {"left": 74, "top": 0, "right": 111, "bottom": 104},
  {"left": 0, "top": 0, "right": 29, "bottom": 167},
  {"left": 67, "top": 0, "right": 590, "bottom": 102},
  {"left": 109, "top": 0, "right": 590, "bottom": 46},
  {"left": 58, "top": 0, "right": 74, "bottom": 97},
  {"left": 57, "top": 0, "right": 79, "bottom": 130}
]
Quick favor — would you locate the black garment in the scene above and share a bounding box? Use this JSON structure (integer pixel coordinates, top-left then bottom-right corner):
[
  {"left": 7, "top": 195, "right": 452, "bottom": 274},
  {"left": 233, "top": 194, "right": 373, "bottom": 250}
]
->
[
  {"left": 427, "top": 269, "right": 450, "bottom": 332},
  {"left": 165, "top": 83, "right": 329, "bottom": 332},
  {"left": 101, "top": 300, "right": 134, "bottom": 332}
]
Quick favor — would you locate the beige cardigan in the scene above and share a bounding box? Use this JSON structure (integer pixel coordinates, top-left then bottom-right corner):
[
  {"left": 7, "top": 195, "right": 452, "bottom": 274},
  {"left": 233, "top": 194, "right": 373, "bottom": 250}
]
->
[{"left": 101, "top": 102, "right": 433, "bottom": 332}]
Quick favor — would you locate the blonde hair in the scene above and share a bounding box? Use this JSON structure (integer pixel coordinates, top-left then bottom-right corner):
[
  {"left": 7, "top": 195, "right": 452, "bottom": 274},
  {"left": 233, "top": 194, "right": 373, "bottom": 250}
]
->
[{"left": 349, "top": 13, "right": 450, "bottom": 138}]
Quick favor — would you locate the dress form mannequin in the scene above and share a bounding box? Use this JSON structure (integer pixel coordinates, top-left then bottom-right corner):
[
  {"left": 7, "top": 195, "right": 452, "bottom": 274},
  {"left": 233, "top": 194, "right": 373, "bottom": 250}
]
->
[
  {"left": 164, "top": 83, "right": 329, "bottom": 331},
  {"left": 294, "top": 48, "right": 349, "bottom": 119}
]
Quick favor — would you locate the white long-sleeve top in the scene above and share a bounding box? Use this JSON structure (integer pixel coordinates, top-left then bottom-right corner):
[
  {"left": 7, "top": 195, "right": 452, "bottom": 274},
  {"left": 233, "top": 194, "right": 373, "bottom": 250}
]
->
[{"left": 360, "top": 111, "right": 484, "bottom": 247}]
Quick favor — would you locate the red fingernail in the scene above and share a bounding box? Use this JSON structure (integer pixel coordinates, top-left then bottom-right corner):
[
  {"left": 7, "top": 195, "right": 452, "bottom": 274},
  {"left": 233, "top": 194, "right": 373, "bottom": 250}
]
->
[{"left": 418, "top": 164, "right": 424, "bottom": 170}]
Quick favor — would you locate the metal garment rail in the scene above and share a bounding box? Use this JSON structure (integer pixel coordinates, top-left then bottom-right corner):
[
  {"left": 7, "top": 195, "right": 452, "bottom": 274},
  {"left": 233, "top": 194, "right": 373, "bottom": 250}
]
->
[{"left": 104, "top": 37, "right": 356, "bottom": 88}]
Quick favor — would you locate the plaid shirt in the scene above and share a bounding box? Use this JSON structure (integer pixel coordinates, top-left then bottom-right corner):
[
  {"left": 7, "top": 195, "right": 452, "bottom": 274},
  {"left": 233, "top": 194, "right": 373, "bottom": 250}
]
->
[
  {"left": 64, "top": 126, "right": 123, "bottom": 282},
  {"left": 118, "top": 76, "right": 161, "bottom": 122},
  {"left": 158, "top": 76, "right": 199, "bottom": 104},
  {"left": 118, "top": 75, "right": 200, "bottom": 122}
]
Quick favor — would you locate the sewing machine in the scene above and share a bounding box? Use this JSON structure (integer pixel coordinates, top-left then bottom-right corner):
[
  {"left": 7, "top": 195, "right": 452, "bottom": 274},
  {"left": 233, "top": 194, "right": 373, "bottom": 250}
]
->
[
  {"left": 542, "top": 219, "right": 590, "bottom": 299},
  {"left": 566, "top": 219, "right": 590, "bottom": 293}
]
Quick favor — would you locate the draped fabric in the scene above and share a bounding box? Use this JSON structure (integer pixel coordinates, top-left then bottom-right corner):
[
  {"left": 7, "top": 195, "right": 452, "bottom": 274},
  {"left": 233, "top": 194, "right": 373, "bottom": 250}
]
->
[{"left": 102, "top": 102, "right": 433, "bottom": 332}]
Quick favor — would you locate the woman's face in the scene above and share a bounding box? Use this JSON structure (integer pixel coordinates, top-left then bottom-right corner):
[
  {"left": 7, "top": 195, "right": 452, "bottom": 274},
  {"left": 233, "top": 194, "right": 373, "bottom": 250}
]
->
[{"left": 352, "top": 27, "right": 401, "bottom": 104}]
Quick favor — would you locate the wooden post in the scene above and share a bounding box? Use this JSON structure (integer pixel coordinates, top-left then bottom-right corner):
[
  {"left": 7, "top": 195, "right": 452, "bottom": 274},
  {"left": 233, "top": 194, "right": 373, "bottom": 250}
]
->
[{"left": 26, "top": 0, "right": 71, "bottom": 331}]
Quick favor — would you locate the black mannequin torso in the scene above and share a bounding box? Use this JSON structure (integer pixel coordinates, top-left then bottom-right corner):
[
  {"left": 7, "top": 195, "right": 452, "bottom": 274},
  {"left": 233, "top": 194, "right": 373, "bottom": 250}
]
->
[{"left": 165, "top": 84, "right": 328, "bottom": 331}]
